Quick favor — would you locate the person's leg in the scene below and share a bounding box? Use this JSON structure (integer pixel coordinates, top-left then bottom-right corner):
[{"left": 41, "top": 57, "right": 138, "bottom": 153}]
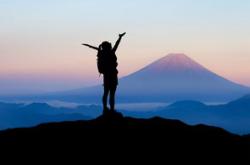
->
[
  {"left": 109, "top": 85, "right": 117, "bottom": 111},
  {"left": 102, "top": 85, "right": 110, "bottom": 111}
]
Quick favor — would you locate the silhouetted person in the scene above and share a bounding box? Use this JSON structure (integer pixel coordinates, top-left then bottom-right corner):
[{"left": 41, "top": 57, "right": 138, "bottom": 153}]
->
[{"left": 83, "top": 33, "right": 126, "bottom": 113}]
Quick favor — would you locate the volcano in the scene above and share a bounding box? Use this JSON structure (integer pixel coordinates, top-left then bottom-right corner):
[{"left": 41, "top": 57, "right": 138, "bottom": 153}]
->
[
  {"left": 116, "top": 53, "right": 250, "bottom": 102},
  {"left": 47, "top": 53, "right": 250, "bottom": 103}
]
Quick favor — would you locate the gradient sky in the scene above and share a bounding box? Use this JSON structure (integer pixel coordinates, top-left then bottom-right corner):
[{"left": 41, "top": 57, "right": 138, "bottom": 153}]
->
[{"left": 0, "top": 0, "right": 250, "bottom": 95}]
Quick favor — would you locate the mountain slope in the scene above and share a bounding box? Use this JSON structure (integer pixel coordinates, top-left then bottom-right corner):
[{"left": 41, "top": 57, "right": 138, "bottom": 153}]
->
[
  {"left": 44, "top": 53, "right": 250, "bottom": 103},
  {"left": 0, "top": 112, "right": 249, "bottom": 161},
  {"left": 118, "top": 53, "right": 249, "bottom": 102}
]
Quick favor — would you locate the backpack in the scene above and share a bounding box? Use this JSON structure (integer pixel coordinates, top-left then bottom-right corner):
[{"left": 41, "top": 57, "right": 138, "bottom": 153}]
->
[
  {"left": 97, "top": 50, "right": 105, "bottom": 74},
  {"left": 97, "top": 49, "right": 118, "bottom": 75}
]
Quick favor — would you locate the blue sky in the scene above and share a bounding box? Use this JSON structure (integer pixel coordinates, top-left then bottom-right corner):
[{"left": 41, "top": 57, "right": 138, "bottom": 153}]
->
[{"left": 0, "top": 0, "right": 250, "bottom": 94}]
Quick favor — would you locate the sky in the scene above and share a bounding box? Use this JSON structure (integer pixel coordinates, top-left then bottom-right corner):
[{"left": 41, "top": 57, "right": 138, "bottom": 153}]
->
[{"left": 0, "top": 0, "right": 250, "bottom": 95}]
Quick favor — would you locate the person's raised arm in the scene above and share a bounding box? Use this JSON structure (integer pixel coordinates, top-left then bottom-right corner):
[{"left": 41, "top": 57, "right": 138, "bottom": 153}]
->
[
  {"left": 112, "top": 32, "right": 126, "bottom": 53},
  {"left": 82, "top": 43, "right": 99, "bottom": 51}
]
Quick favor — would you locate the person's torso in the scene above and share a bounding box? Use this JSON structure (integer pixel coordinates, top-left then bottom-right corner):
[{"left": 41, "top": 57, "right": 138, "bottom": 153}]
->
[{"left": 102, "top": 51, "right": 118, "bottom": 75}]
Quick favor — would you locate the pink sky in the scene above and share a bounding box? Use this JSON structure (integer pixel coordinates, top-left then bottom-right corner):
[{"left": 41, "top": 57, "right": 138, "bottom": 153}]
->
[{"left": 0, "top": 0, "right": 249, "bottom": 94}]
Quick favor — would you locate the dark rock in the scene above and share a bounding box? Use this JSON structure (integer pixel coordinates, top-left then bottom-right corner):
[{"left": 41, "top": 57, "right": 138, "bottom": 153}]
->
[{"left": 0, "top": 113, "right": 249, "bottom": 162}]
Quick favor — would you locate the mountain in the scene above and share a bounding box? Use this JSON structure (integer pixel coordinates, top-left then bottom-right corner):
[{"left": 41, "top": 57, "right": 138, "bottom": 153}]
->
[
  {"left": 1, "top": 94, "right": 249, "bottom": 134},
  {"left": 226, "top": 94, "right": 250, "bottom": 109},
  {"left": 0, "top": 102, "right": 93, "bottom": 130},
  {"left": 43, "top": 53, "right": 250, "bottom": 103},
  {"left": 117, "top": 53, "right": 250, "bottom": 102},
  {"left": 0, "top": 112, "right": 249, "bottom": 161},
  {"left": 122, "top": 95, "right": 250, "bottom": 134}
]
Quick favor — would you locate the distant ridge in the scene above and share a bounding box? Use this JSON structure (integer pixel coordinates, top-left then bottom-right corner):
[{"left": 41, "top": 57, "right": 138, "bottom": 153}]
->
[{"left": 126, "top": 94, "right": 250, "bottom": 134}]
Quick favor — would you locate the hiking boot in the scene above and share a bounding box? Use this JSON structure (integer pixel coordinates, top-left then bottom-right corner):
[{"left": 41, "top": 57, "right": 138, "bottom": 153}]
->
[{"left": 103, "top": 107, "right": 109, "bottom": 115}]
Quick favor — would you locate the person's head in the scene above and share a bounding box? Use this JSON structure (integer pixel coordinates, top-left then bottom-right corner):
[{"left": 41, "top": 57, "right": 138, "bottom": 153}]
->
[{"left": 101, "top": 41, "right": 112, "bottom": 51}]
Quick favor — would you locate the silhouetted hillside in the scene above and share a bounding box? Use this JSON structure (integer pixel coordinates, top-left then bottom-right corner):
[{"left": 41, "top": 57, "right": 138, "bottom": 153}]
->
[
  {"left": 123, "top": 95, "right": 250, "bottom": 134},
  {"left": 0, "top": 111, "right": 249, "bottom": 162}
]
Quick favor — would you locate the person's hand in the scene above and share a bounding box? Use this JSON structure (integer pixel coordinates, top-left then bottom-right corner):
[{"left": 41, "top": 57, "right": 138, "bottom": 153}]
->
[
  {"left": 82, "top": 43, "right": 89, "bottom": 46},
  {"left": 119, "top": 32, "right": 126, "bottom": 38}
]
